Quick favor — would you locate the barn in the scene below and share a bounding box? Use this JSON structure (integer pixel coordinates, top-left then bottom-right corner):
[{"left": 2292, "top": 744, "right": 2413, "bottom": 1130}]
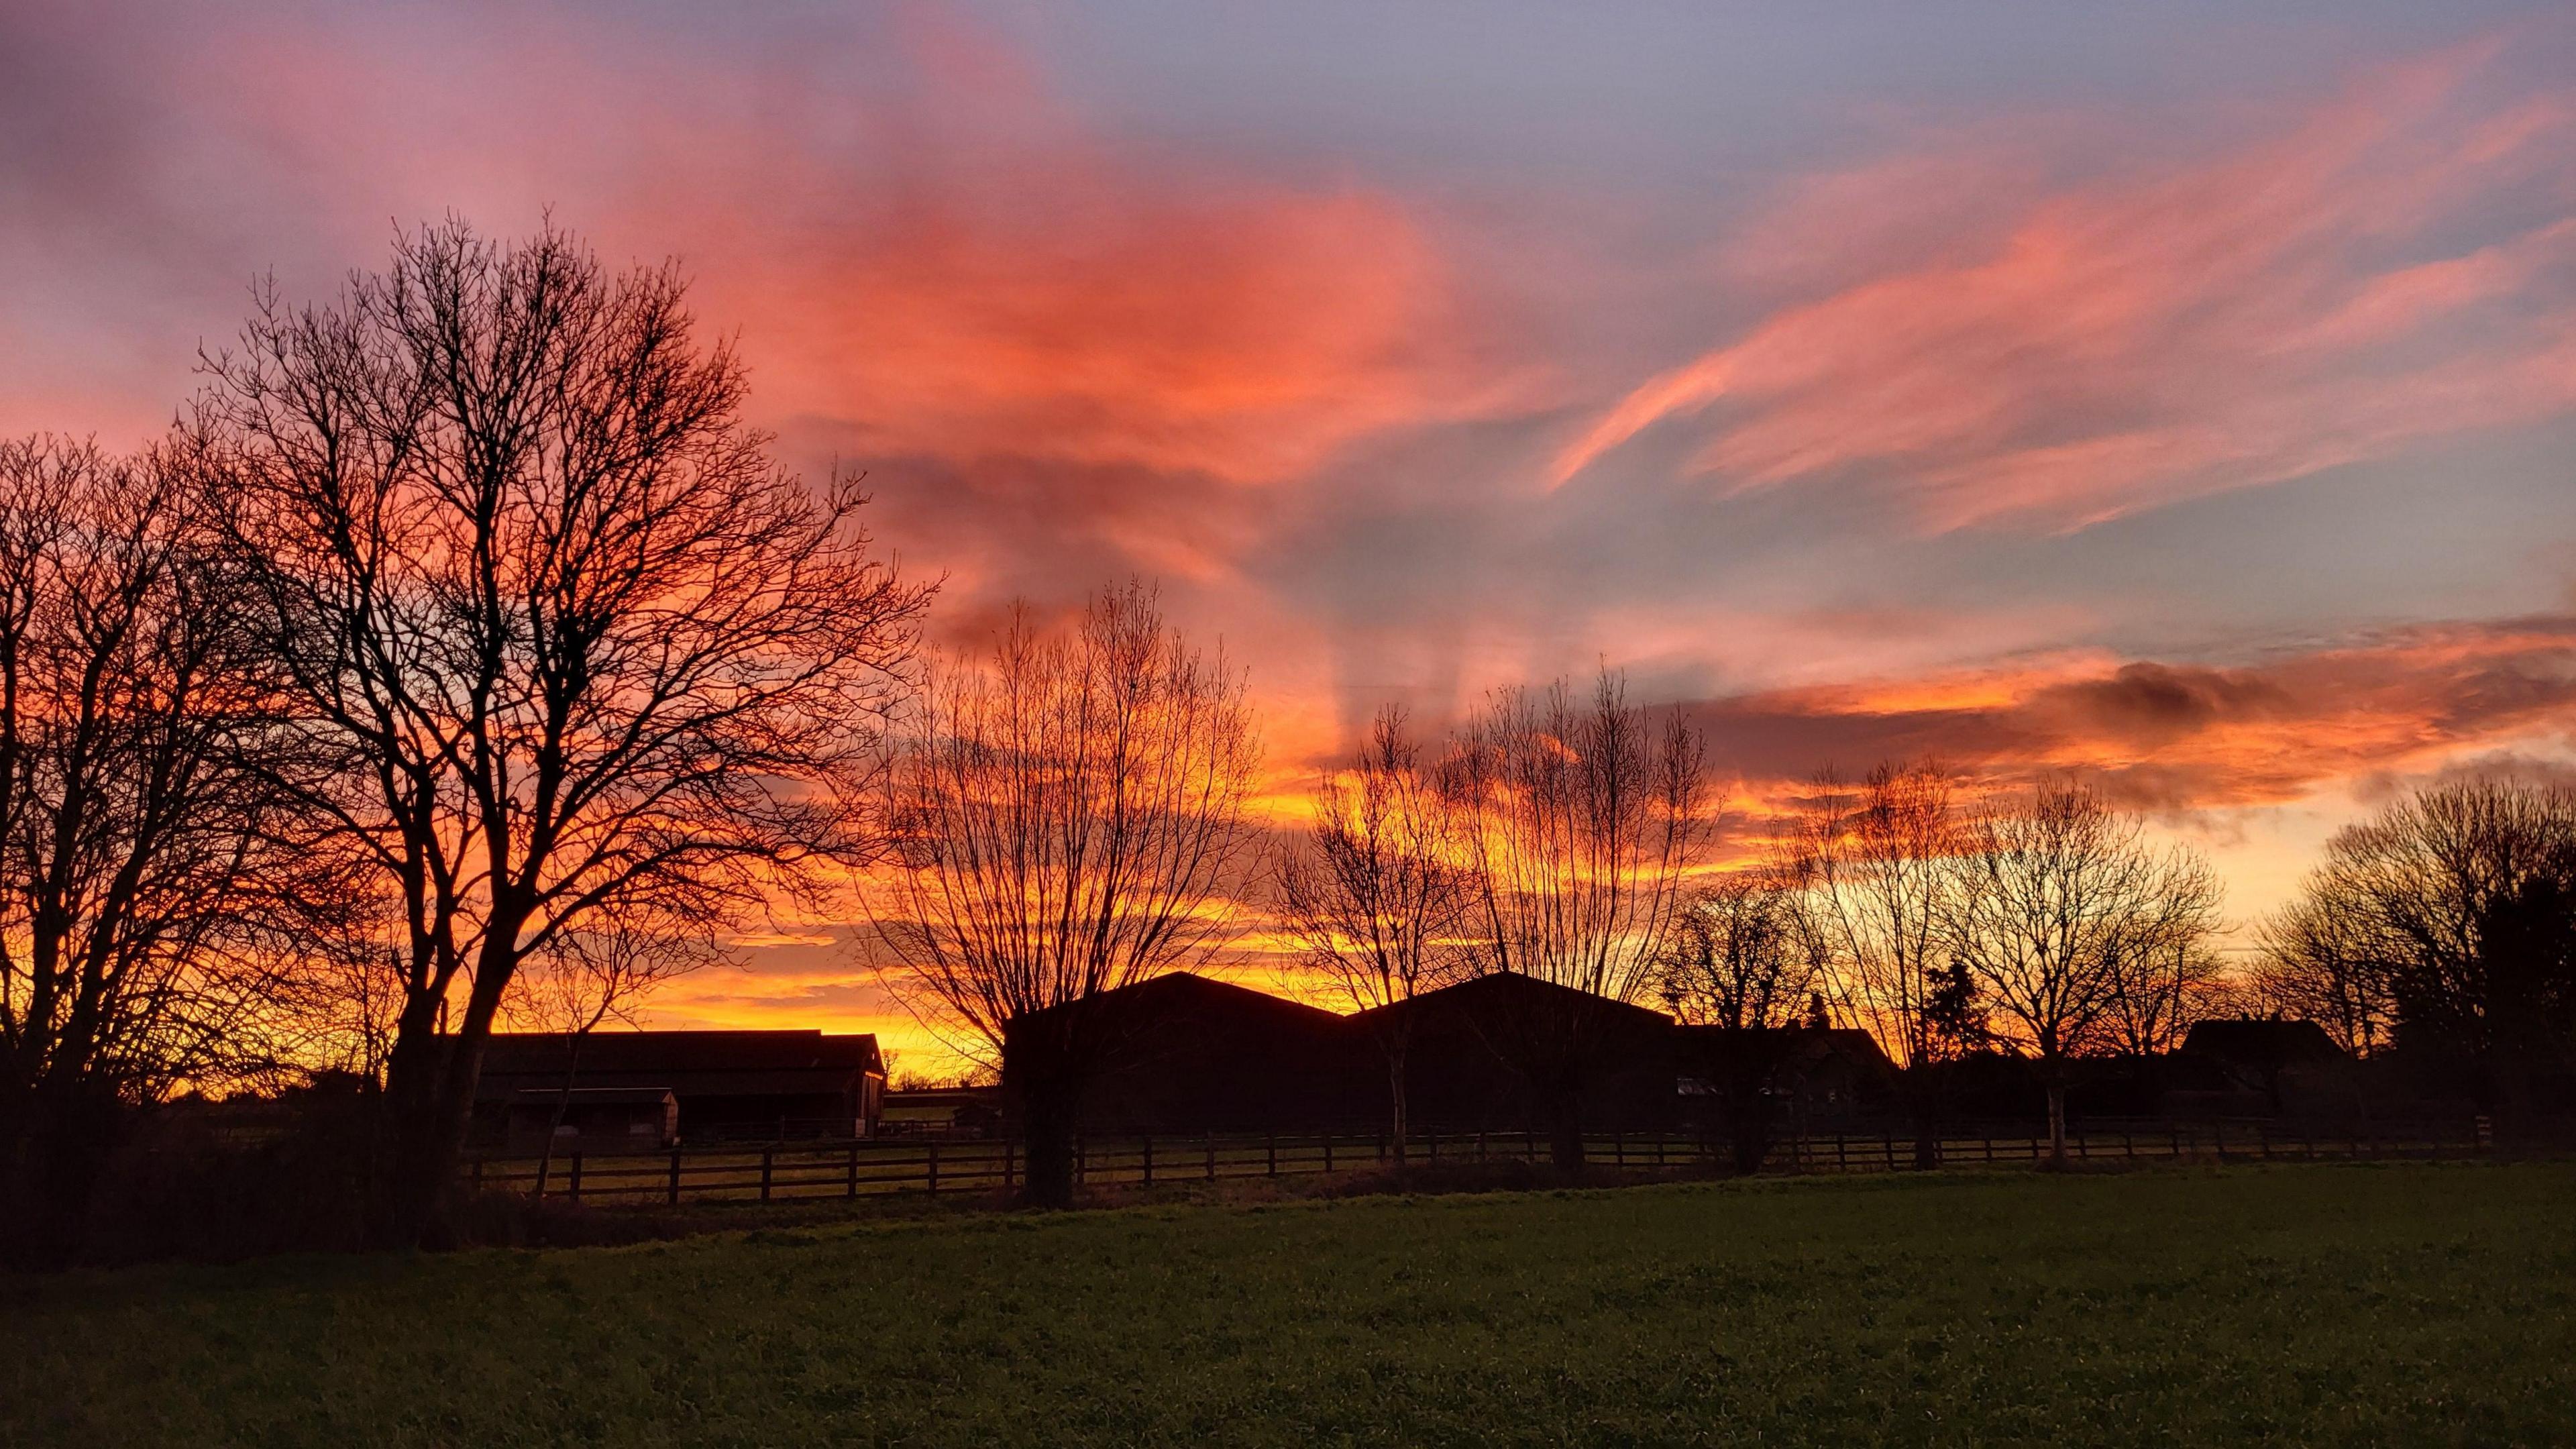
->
[{"left": 470, "top": 1029, "right": 885, "bottom": 1152}]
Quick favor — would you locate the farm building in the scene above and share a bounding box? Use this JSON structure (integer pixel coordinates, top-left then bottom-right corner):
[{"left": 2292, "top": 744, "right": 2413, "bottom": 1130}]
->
[
  {"left": 882, "top": 1085, "right": 1005, "bottom": 1137},
  {"left": 1005, "top": 973, "right": 1356, "bottom": 1134},
  {"left": 470, "top": 1029, "right": 885, "bottom": 1151},
  {"left": 1000, "top": 971, "right": 1888, "bottom": 1138}
]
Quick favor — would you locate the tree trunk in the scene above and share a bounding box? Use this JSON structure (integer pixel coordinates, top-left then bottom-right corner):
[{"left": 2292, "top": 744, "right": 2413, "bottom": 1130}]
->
[
  {"left": 1387, "top": 1051, "right": 1409, "bottom": 1167},
  {"left": 2045, "top": 1075, "right": 2069, "bottom": 1168},
  {"left": 1907, "top": 1068, "right": 1943, "bottom": 1171},
  {"left": 1548, "top": 1091, "right": 1585, "bottom": 1177},
  {"left": 530, "top": 1031, "right": 590, "bottom": 1198},
  {"left": 1727, "top": 1086, "right": 1772, "bottom": 1176},
  {"left": 1018, "top": 1087, "right": 1080, "bottom": 1210}
]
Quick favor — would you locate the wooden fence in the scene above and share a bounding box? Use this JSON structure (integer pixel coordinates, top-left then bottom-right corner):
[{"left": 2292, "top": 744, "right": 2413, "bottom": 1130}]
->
[{"left": 466, "top": 1116, "right": 2493, "bottom": 1207}]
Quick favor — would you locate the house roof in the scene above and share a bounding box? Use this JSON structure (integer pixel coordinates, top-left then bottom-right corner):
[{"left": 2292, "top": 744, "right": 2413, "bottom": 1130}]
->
[{"left": 2181, "top": 1018, "right": 2348, "bottom": 1069}]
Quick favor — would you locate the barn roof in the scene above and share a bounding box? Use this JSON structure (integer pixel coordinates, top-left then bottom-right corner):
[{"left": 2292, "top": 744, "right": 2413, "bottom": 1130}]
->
[{"left": 470, "top": 1030, "right": 882, "bottom": 1103}]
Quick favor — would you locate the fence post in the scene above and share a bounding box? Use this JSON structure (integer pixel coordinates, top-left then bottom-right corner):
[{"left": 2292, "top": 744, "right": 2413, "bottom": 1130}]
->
[
  {"left": 2124, "top": 1133, "right": 2135, "bottom": 1160},
  {"left": 1884, "top": 1130, "right": 1897, "bottom": 1171},
  {"left": 568, "top": 1151, "right": 583, "bottom": 1204},
  {"left": 928, "top": 1140, "right": 941, "bottom": 1196},
  {"left": 847, "top": 1140, "right": 859, "bottom": 1199},
  {"left": 1523, "top": 1129, "right": 1536, "bottom": 1162},
  {"left": 1206, "top": 1134, "right": 1217, "bottom": 1182},
  {"left": 669, "top": 1148, "right": 683, "bottom": 1207},
  {"left": 759, "top": 1146, "right": 774, "bottom": 1202},
  {"left": 1479, "top": 1130, "right": 1489, "bottom": 1162},
  {"left": 1613, "top": 1132, "right": 1625, "bottom": 1169},
  {"left": 1982, "top": 1134, "right": 1993, "bottom": 1163},
  {"left": 1141, "top": 1136, "right": 1152, "bottom": 1187},
  {"left": 1076, "top": 1139, "right": 1086, "bottom": 1187},
  {"left": 2212, "top": 1122, "right": 2225, "bottom": 1162},
  {"left": 1377, "top": 1130, "right": 1387, "bottom": 1164},
  {"left": 1836, "top": 1135, "right": 1849, "bottom": 1173},
  {"left": 1004, "top": 1139, "right": 1016, "bottom": 1196},
  {"left": 1324, "top": 1134, "right": 1335, "bottom": 1173},
  {"left": 1266, "top": 1133, "right": 1277, "bottom": 1177},
  {"left": 1428, "top": 1129, "right": 1438, "bottom": 1163}
]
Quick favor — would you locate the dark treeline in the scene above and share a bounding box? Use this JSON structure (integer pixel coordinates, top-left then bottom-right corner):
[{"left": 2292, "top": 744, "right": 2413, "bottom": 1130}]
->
[{"left": 5, "top": 217, "right": 2572, "bottom": 1259}]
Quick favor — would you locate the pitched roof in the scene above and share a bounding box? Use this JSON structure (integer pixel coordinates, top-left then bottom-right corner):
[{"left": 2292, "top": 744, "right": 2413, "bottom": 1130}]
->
[
  {"left": 1007, "top": 971, "right": 1347, "bottom": 1032},
  {"left": 2181, "top": 1018, "right": 2348, "bottom": 1068},
  {"left": 1358, "top": 971, "right": 1676, "bottom": 1030}
]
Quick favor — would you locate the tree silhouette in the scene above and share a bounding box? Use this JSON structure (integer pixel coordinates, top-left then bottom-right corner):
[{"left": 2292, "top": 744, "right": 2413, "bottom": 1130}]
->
[
  {"left": 873, "top": 582, "right": 1260, "bottom": 1207},
  {"left": 1273, "top": 705, "right": 1469, "bottom": 1161},
  {"left": 196, "top": 219, "right": 928, "bottom": 1244},
  {"left": 1442, "top": 671, "right": 1709, "bottom": 1173}
]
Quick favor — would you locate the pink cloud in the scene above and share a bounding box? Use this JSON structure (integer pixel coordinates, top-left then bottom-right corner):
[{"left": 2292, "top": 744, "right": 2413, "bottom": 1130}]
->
[{"left": 1555, "top": 42, "right": 2576, "bottom": 531}]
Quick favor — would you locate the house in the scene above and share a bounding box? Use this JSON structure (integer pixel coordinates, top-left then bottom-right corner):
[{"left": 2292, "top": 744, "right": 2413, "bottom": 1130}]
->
[
  {"left": 2176, "top": 1017, "right": 2357, "bottom": 1119},
  {"left": 470, "top": 1029, "right": 885, "bottom": 1150},
  {"left": 1672, "top": 1024, "right": 1894, "bottom": 1127}
]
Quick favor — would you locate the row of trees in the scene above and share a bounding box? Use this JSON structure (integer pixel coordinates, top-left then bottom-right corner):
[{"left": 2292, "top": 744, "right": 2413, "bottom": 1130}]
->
[
  {"left": 2254, "top": 780, "right": 2576, "bottom": 1129},
  {"left": 7, "top": 216, "right": 2569, "bottom": 1248},
  {"left": 869, "top": 605, "right": 2233, "bottom": 1202},
  {"left": 1276, "top": 748, "right": 2220, "bottom": 1173}
]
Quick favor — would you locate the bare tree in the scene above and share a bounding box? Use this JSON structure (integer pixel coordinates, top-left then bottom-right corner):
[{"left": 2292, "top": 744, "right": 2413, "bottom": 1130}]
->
[
  {"left": 2290, "top": 779, "right": 2576, "bottom": 1136},
  {"left": 1784, "top": 761, "right": 1968, "bottom": 1167},
  {"left": 2251, "top": 892, "right": 2388, "bottom": 1057},
  {"left": 0, "top": 436, "right": 314, "bottom": 1260},
  {"left": 873, "top": 582, "right": 1260, "bottom": 1207},
  {"left": 1272, "top": 705, "right": 1468, "bottom": 1161},
  {"left": 1945, "top": 778, "right": 2220, "bottom": 1164},
  {"left": 195, "top": 219, "right": 930, "bottom": 1244},
  {"left": 1655, "top": 861, "right": 1821, "bottom": 1172},
  {"left": 1658, "top": 866, "right": 1813, "bottom": 1031},
  {"left": 1442, "top": 671, "right": 1710, "bottom": 1172}
]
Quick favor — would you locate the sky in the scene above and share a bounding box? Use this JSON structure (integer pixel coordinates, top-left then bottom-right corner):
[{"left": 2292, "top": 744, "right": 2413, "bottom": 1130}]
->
[{"left": 5, "top": 1, "right": 2574, "bottom": 1076}]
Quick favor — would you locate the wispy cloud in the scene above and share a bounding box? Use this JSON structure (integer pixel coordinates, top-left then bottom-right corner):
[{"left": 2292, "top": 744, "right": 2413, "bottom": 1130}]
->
[{"left": 1554, "top": 42, "right": 2576, "bottom": 531}]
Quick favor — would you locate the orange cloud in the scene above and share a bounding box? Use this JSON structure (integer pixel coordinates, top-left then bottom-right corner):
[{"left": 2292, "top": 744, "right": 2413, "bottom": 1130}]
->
[
  {"left": 1688, "top": 613, "right": 2576, "bottom": 812},
  {"left": 1555, "top": 43, "right": 2576, "bottom": 531}
]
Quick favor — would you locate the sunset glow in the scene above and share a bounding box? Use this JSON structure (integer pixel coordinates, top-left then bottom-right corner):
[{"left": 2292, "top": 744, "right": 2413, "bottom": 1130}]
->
[{"left": 6, "top": 2, "right": 2573, "bottom": 1079}]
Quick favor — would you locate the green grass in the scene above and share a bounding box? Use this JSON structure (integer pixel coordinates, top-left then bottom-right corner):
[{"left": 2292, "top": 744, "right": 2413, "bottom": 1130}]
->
[{"left": 6, "top": 1162, "right": 2573, "bottom": 1447}]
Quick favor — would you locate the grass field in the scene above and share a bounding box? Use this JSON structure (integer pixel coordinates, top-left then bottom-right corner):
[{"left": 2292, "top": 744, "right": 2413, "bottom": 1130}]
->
[{"left": 5, "top": 1161, "right": 2572, "bottom": 1447}]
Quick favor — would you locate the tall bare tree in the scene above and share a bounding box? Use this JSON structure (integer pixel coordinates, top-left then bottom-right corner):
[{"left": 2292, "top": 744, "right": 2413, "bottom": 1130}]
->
[
  {"left": 0, "top": 436, "right": 312, "bottom": 1260},
  {"left": 1655, "top": 860, "right": 1821, "bottom": 1172},
  {"left": 1272, "top": 705, "right": 1468, "bottom": 1161},
  {"left": 2290, "top": 779, "right": 2576, "bottom": 1135},
  {"left": 873, "top": 582, "right": 1260, "bottom": 1206},
  {"left": 1785, "top": 761, "right": 1968, "bottom": 1166},
  {"left": 1442, "top": 671, "right": 1709, "bottom": 1171},
  {"left": 196, "top": 219, "right": 929, "bottom": 1244},
  {"left": 1945, "top": 777, "right": 2220, "bottom": 1163}
]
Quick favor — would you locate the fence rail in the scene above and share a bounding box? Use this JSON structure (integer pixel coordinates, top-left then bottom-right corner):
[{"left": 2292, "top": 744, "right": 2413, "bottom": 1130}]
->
[{"left": 465, "top": 1116, "right": 2493, "bottom": 1207}]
